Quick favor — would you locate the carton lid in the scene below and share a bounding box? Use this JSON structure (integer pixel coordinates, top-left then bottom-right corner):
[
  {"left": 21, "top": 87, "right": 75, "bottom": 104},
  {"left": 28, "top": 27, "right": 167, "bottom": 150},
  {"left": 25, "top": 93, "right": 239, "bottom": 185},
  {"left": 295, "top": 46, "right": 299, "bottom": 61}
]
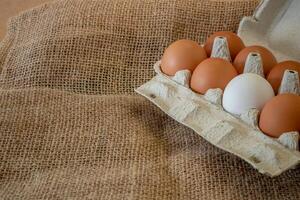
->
[{"left": 238, "top": 0, "right": 299, "bottom": 62}]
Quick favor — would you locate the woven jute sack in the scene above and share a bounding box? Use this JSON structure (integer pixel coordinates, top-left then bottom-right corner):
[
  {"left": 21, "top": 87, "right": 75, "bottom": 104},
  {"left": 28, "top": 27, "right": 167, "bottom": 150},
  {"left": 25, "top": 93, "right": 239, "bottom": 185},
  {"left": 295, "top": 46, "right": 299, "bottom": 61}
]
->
[{"left": 1, "top": 0, "right": 300, "bottom": 199}]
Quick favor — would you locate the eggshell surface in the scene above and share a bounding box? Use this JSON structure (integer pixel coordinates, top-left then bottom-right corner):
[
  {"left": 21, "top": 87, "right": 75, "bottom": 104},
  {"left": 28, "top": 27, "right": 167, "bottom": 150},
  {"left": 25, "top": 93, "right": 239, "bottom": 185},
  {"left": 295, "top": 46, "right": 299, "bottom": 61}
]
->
[
  {"left": 204, "top": 31, "right": 245, "bottom": 60},
  {"left": 233, "top": 46, "right": 277, "bottom": 76},
  {"left": 267, "top": 61, "right": 300, "bottom": 93},
  {"left": 222, "top": 73, "right": 275, "bottom": 115},
  {"left": 190, "top": 58, "right": 237, "bottom": 94},
  {"left": 161, "top": 39, "right": 207, "bottom": 76},
  {"left": 259, "top": 94, "right": 300, "bottom": 138}
]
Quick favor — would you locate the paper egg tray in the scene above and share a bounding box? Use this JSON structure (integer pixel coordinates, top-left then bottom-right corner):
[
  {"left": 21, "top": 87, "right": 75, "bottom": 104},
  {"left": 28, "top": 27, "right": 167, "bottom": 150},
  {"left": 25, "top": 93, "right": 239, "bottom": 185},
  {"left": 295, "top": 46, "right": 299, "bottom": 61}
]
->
[{"left": 135, "top": 61, "right": 300, "bottom": 177}]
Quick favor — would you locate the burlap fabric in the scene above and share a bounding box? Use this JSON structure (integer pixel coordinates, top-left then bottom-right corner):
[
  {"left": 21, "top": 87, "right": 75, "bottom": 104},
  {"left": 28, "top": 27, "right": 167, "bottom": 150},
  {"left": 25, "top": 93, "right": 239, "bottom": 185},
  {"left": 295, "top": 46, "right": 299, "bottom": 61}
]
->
[
  {"left": 0, "top": 0, "right": 260, "bottom": 95},
  {"left": 1, "top": 0, "right": 299, "bottom": 199}
]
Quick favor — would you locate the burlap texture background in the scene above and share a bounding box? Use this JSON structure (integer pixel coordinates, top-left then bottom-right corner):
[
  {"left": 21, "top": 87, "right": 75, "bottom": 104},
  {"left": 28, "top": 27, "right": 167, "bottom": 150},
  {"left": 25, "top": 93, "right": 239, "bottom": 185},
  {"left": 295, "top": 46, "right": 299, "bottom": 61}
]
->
[
  {"left": 1, "top": 0, "right": 299, "bottom": 199},
  {"left": 0, "top": 0, "right": 259, "bottom": 95}
]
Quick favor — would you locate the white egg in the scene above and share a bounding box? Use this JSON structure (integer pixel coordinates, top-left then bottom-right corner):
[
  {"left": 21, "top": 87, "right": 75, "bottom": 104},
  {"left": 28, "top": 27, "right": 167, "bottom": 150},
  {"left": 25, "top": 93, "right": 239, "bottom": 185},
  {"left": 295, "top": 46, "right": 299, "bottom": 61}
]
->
[{"left": 222, "top": 73, "right": 275, "bottom": 115}]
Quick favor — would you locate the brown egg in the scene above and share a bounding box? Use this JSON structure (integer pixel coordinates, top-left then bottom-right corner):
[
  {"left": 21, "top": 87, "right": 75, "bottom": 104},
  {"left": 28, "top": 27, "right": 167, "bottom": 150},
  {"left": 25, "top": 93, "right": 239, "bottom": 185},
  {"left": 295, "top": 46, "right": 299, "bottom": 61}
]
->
[
  {"left": 161, "top": 39, "right": 207, "bottom": 76},
  {"left": 204, "top": 31, "right": 245, "bottom": 60},
  {"left": 190, "top": 58, "right": 238, "bottom": 94},
  {"left": 259, "top": 94, "right": 300, "bottom": 138},
  {"left": 267, "top": 61, "right": 300, "bottom": 93},
  {"left": 233, "top": 46, "right": 277, "bottom": 76}
]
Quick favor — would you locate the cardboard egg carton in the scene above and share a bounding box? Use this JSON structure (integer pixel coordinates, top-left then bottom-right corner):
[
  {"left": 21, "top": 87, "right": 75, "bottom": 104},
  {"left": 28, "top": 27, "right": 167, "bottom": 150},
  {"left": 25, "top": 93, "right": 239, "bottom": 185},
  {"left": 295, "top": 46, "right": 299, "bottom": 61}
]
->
[{"left": 136, "top": 0, "right": 300, "bottom": 177}]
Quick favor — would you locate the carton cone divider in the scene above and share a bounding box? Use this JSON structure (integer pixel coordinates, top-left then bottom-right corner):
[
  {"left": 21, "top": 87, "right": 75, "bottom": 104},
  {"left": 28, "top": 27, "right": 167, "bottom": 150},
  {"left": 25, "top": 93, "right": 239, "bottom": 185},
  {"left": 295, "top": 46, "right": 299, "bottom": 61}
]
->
[
  {"left": 277, "top": 132, "right": 299, "bottom": 151},
  {"left": 210, "top": 36, "right": 231, "bottom": 61},
  {"left": 278, "top": 70, "right": 300, "bottom": 95},
  {"left": 243, "top": 52, "right": 264, "bottom": 77},
  {"left": 240, "top": 108, "right": 260, "bottom": 129},
  {"left": 204, "top": 88, "right": 223, "bottom": 105},
  {"left": 172, "top": 70, "right": 191, "bottom": 88}
]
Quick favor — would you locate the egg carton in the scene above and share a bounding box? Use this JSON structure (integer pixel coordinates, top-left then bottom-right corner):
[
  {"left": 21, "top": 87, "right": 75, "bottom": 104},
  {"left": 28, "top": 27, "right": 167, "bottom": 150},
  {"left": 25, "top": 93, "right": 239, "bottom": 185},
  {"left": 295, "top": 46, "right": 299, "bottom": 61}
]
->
[
  {"left": 238, "top": 0, "right": 300, "bottom": 62},
  {"left": 135, "top": 0, "right": 300, "bottom": 177},
  {"left": 135, "top": 61, "right": 299, "bottom": 177}
]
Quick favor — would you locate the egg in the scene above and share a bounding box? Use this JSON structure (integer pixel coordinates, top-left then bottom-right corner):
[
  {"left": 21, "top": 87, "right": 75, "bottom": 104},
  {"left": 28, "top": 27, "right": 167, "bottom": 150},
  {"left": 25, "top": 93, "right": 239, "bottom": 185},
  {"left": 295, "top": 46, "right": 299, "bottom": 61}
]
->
[
  {"left": 222, "top": 73, "right": 274, "bottom": 115},
  {"left": 190, "top": 58, "right": 237, "bottom": 94},
  {"left": 259, "top": 94, "right": 300, "bottom": 138},
  {"left": 233, "top": 46, "right": 277, "bottom": 76},
  {"left": 267, "top": 61, "right": 300, "bottom": 93},
  {"left": 204, "top": 31, "right": 245, "bottom": 60},
  {"left": 161, "top": 39, "right": 207, "bottom": 76}
]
